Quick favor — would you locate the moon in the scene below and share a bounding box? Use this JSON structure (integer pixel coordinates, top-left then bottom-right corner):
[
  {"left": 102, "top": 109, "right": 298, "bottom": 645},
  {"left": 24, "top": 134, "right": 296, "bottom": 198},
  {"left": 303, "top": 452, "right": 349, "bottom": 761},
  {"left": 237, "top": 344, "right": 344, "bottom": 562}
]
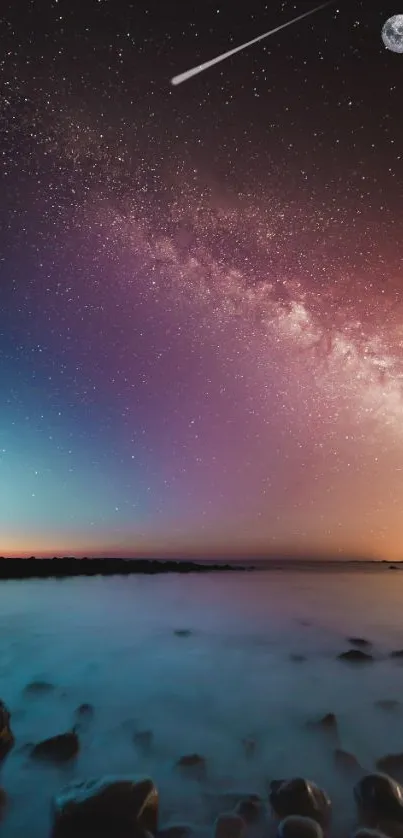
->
[{"left": 382, "top": 15, "right": 403, "bottom": 54}]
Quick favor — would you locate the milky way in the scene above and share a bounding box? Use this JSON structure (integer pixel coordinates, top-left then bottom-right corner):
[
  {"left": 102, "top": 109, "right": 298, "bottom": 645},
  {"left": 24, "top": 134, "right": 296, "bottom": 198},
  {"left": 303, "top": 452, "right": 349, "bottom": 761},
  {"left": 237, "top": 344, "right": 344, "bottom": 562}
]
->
[{"left": 1, "top": 0, "right": 403, "bottom": 559}]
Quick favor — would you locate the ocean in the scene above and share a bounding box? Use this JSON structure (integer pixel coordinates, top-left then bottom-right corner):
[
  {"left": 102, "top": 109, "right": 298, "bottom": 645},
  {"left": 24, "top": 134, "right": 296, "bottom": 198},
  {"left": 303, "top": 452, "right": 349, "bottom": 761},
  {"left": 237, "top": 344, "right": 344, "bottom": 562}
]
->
[{"left": 1, "top": 565, "right": 403, "bottom": 837}]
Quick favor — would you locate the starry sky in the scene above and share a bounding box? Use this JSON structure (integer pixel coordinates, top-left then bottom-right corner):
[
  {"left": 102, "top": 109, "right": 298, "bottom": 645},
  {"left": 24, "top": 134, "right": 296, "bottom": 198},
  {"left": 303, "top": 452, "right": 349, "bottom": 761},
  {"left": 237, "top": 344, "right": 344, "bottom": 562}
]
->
[{"left": 1, "top": 0, "right": 403, "bottom": 560}]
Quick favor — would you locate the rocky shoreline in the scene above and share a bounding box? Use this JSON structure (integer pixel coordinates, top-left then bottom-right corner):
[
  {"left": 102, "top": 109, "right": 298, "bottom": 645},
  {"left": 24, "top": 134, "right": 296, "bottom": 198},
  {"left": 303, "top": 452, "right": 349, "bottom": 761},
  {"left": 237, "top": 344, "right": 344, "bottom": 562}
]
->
[{"left": 3, "top": 634, "right": 403, "bottom": 837}]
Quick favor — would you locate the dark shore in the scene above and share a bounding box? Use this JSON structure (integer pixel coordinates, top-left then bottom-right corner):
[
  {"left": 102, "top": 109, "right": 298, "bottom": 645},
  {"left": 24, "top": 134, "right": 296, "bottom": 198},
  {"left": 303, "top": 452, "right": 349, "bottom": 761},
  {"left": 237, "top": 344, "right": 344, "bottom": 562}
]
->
[{"left": 0, "top": 557, "right": 254, "bottom": 580}]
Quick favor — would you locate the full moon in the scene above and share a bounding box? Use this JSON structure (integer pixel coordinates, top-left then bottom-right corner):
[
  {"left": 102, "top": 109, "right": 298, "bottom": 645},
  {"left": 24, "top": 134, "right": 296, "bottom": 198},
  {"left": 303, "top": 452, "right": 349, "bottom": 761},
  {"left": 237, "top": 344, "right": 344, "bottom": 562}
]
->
[{"left": 382, "top": 14, "right": 403, "bottom": 53}]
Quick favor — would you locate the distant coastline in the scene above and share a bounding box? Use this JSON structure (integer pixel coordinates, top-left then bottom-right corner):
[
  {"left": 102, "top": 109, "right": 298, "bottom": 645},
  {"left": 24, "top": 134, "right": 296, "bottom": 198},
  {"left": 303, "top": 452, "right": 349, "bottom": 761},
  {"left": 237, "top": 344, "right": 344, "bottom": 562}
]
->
[
  {"left": 0, "top": 556, "right": 401, "bottom": 580},
  {"left": 0, "top": 557, "right": 253, "bottom": 580}
]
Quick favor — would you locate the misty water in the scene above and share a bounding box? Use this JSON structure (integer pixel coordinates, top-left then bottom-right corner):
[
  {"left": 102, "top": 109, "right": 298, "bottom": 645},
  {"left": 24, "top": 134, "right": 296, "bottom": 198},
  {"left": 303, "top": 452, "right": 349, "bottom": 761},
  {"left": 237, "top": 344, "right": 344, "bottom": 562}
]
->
[{"left": 1, "top": 566, "right": 403, "bottom": 838}]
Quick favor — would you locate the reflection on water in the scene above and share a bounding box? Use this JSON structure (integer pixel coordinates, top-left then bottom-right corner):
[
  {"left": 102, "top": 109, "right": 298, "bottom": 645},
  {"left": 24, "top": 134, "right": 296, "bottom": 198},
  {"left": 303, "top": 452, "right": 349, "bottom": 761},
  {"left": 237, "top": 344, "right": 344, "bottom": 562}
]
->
[{"left": 1, "top": 568, "right": 403, "bottom": 837}]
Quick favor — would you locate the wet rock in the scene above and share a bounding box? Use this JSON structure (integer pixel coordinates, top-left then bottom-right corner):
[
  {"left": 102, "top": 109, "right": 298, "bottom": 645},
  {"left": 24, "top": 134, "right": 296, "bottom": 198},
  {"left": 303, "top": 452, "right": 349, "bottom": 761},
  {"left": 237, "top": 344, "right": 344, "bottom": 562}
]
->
[
  {"left": 241, "top": 737, "right": 256, "bottom": 757},
  {"left": 334, "top": 748, "right": 362, "bottom": 773},
  {"left": 0, "top": 700, "right": 14, "bottom": 760},
  {"left": 290, "top": 654, "right": 306, "bottom": 662},
  {"left": 24, "top": 680, "right": 55, "bottom": 695},
  {"left": 348, "top": 638, "right": 372, "bottom": 648},
  {"left": 174, "top": 630, "right": 192, "bottom": 637},
  {"left": 134, "top": 730, "right": 153, "bottom": 753},
  {"left": 306, "top": 714, "right": 338, "bottom": 742},
  {"left": 31, "top": 730, "right": 79, "bottom": 763},
  {"left": 176, "top": 754, "right": 206, "bottom": 780},
  {"left": 52, "top": 775, "right": 158, "bottom": 838},
  {"left": 235, "top": 797, "right": 264, "bottom": 824},
  {"left": 354, "top": 773, "right": 403, "bottom": 826},
  {"left": 269, "top": 779, "right": 331, "bottom": 827},
  {"left": 0, "top": 787, "right": 7, "bottom": 818},
  {"left": 376, "top": 755, "right": 403, "bottom": 781},
  {"left": 338, "top": 650, "right": 373, "bottom": 663},
  {"left": 214, "top": 813, "right": 246, "bottom": 838},
  {"left": 390, "top": 651, "right": 403, "bottom": 659},
  {"left": 375, "top": 700, "right": 400, "bottom": 712},
  {"left": 277, "top": 815, "right": 323, "bottom": 838},
  {"left": 75, "top": 703, "right": 94, "bottom": 719},
  {"left": 158, "top": 824, "right": 194, "bottom": 838}
]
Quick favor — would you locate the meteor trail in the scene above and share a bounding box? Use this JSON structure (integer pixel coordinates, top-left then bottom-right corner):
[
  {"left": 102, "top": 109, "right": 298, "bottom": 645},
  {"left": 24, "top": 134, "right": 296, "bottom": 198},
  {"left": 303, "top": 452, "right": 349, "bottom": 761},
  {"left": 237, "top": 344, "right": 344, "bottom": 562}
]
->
[{"left": 171, "top": 1, "right": 335, "bottom": 86}]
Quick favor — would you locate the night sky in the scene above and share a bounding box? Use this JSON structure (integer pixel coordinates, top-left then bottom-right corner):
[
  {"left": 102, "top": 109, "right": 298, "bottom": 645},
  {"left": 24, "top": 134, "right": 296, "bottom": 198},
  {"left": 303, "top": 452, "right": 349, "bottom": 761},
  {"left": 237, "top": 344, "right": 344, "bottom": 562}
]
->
[{"left": 1, "top": 0, "right": 403, "bottom": 559}]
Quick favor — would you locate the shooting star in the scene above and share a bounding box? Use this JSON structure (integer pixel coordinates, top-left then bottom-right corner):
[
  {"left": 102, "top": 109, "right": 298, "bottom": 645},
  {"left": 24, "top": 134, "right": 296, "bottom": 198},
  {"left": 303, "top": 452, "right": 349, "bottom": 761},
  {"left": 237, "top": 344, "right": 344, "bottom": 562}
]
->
[{"left": 171, "top": 0, "right": 335, "bottom": 86}]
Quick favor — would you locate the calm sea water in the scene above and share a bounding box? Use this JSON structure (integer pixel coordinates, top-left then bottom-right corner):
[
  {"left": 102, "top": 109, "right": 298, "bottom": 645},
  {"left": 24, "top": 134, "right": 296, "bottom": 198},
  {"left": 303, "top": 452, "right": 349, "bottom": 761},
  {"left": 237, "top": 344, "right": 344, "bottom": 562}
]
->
[{"left": 1, "top": 567, "right": 403, "bottom": 838}]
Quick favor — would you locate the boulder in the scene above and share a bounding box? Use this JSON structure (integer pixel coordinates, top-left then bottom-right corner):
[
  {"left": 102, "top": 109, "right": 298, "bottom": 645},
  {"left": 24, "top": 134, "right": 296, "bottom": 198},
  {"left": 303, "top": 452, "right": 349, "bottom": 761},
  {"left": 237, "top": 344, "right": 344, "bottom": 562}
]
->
[
  {"left": 354, "top": 773, "right": 403, "bottom": 826},
  {"left": 347, "top": 638, "right": 372, "bottom": 648},
  {"left": 31, "top": 730, "right": 79, "bottom": 762},
  {"left": 214, "top": 813, "right": 246, "bottom": 838},
  {"left": 52, "top": 775, "right": 158, "bottom": 838},
  {"left": 176, "top": 754, "right": 206, "bottom": 779},
  {"left": 338, "top": 650, "right": 373, "bottom": 663},
  {"left": 277, "top": 815, "right": 323, "bottom": 838},
  {"left": 0, "top": 700, "right": 14, "bottom": 760},
  {"left": 269, "top": 779, "right": 331, "bottom": 827},
  {"left": 376, "top": 755, "right": 403, "bottom": 781}
]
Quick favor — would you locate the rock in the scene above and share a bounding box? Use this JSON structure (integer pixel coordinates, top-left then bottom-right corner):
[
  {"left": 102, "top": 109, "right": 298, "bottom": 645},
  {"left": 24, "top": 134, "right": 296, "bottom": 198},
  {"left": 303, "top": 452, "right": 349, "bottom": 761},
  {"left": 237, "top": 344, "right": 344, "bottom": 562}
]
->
[
  {"left": 375, "top": 700, "right": 400, "bottom": 712},
  {"left": 52, "top": 775, "right": 158, "bottom": 838},
  {"left": 176, "top": 754, "right": 206, "bottom": 779},
  {"left": 376, "top": 755, "right": 403, "bottom": 781},
  {"left": 269, "top": 779, "right": 331, "bottom": 827},
  {"left": 0, "top": 700, "right": 14, "bottom": 760},
  {"left": 241, "top": 737, "right": 256, "bottom": 757},
  {"left": 0, "top": 787, "right": 7, "bottom": 818},
  {"left": 334, "top": 748, "right": 362, "bottom": 772},
  {"left": 174, "top": 630, "right": 192, "bottom": 637},
  {"left": 133, "top": 730, "right": 153, "bottom": 752},
  {"left": 214, "top": 813, "right": 246, "bottom": 838},
  {"left": 277, "top": 815, "right": 323, "bottom": 838},
  {"left": 338, "top": 650, "right": 373, "bottom": 663},
  {"left": 306, "top": 714, "right": 338, "bottom": 741},
  {"left": 158, "top": 825, "right": 194, "bottom": 838},
  {"left": 31, "top": 730, "right": 79, "bottom": 763},
  {"left": 290, "top": 654, "right": 306, "bottom": 662},
  {"left": 353, "top": 830, "right": 390, "bottom": 838},
  {"left": 389, "top": 566, "right": 399, "bottom": 570},
  {"left": 24, "top": 680, "right": 55, "bottom": 695},
  {"left": 354, "top": 773, "right": 403, "bottom": 826},
  {"left": 235, "top": 797, "right": 264, "bottom": 824},
  {"left": 75, "top": 703, "right": 94, "bottom": 719},
  {"left": 348, "top": 638, "right": 372, "bottom": 648},
  {"left": 390, "top": 651, "right": 403, "bottom": 659}
]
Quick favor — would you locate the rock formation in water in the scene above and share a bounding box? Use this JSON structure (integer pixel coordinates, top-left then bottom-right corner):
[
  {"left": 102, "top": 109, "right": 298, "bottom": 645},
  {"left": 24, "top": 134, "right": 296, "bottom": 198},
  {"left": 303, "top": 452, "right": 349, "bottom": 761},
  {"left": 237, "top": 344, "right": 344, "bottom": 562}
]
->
[
  {"left": 0, "top": 700, "right": 14, "bottom": 760},
  {"left": 52, "top": 775, "right": 158, "bottom": 838},
  {"left": 269, "top": 778, "right": 331, "bottom": 827}
]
